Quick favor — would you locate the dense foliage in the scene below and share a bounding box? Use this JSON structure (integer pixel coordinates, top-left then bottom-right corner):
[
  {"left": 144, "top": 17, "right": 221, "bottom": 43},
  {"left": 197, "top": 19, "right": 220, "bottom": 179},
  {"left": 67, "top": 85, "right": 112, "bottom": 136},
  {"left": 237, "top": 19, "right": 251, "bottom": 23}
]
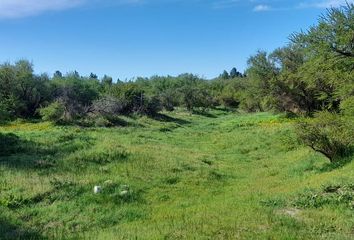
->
[
  {"left": 1, "top": 4, "right": 354, "bottom": 239},
  {"left": 0, "top": 4, "right": 353, "bottom": 159},
  {"left": 295, "top": 111, "right": 354, "bottom": 162}
]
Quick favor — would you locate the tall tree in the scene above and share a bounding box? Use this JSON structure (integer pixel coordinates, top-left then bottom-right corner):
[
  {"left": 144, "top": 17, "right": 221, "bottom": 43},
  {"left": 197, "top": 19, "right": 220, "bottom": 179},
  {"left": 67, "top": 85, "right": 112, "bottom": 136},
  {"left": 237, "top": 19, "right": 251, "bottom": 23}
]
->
[
  {"left": 53, "top": 71, "right": 63, "bottom": 78},
  {"left": 230, "top": 67, "right": 242, "bottom": 78},
  {"left": 90, "top": 73, "right": 98, "bottom": 79},
  {"left": 101, "top": 75, "right": 113, "bottom": 86},
  {"left": 220, "top": 70, "right": 230, "bottom": 79}
]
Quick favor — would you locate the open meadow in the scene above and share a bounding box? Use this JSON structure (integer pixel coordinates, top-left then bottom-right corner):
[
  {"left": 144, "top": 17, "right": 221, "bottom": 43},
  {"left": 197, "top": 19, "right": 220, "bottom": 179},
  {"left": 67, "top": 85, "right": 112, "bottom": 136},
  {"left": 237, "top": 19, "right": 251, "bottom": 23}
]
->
[
  {"left": 1, "top": 1, "right": 354, "bottom": 239},
  {"left": 1, "top": 109, "right": 354, "bottom": 239}
]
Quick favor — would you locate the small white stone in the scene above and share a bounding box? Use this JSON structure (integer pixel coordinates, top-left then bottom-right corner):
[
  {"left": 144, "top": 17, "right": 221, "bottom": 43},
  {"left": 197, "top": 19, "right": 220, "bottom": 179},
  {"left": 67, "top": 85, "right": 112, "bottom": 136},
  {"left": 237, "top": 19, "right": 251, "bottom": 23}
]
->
[{"left": 94, "top": 185, "right": 102, "bottom": 194}]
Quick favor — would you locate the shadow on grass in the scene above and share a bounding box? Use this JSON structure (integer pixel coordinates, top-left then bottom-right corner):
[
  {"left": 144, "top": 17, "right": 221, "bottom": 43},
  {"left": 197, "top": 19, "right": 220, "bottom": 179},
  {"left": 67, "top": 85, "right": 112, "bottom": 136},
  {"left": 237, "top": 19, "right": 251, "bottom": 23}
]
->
[
  {"left": 150, "top": 113, "right": 191, "bottom": 125},
  {"left": 0, "top": 132, "right": 94, "bottom": 170},
  {"left": 192, "top": 110, "right": 217, "bottom": 118},
  {"left": 0, "top": 217, "right": 45, "bottom": 240},
  {"left": 55, "top": 116, "right": 139, "bottom": 128},
  {"left": 0, "top": 133, "right": 37, "bottom": 158},
  {"left": 316, "top": 154, "right": 354, "bottom": 172},
  {"left": 0, "top": 133, "right": 53, "bottom": 170}
]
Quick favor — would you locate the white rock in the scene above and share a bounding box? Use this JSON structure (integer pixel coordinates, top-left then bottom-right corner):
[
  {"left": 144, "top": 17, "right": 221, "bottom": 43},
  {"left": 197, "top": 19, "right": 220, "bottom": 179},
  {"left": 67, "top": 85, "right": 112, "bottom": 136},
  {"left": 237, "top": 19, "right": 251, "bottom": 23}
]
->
[{"left": 94, "top": 185, "right": 102, "bottom": 194}]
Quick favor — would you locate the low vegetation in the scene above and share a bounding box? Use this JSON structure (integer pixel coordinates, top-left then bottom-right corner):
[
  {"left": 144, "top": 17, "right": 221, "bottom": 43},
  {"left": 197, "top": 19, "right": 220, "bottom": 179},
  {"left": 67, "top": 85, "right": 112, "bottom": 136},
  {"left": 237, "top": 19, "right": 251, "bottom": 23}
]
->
[
  {"left": 0, "top": 110, "right": 353, "bottom": 239},
  {"left": 295, "top": 111, "right": 354, "bottom": 162},
  {"left": 1, "top": 3, "right": 354, "bottom": 240}
]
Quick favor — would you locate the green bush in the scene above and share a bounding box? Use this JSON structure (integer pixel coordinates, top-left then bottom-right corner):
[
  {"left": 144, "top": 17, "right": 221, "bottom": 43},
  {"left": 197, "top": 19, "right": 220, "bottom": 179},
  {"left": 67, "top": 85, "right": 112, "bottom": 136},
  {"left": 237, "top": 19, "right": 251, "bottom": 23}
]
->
[
  {"left": 0, "top": 103, "right": 10, "bottom": 122},
  {"left": 94, "top": 117, "right": 114, "bottom": 127},
  {"left": 159, "top": 90, "right": 177, "bottom": 111},
  {"left": 238, "top": 96, "right": 262, "bottom": 112},
  {"left": 39, "top": 101, "right": 65, "bottom": 122},
  {"left": 340, "top": 96, "right": 354, "bottom": 116},
  {"left": 142, "top": 96, "right": 162, "bottom": 116},
  {"left": 296, "top": 111, "right": 354, "bottom": 162}
]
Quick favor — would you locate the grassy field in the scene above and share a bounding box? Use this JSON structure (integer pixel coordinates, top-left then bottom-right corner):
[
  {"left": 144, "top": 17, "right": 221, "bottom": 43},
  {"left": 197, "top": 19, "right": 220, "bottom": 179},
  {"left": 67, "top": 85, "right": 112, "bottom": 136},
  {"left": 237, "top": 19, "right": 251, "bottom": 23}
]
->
[{"left": 1, "top": 109, "right": 354, "bottom": 239}]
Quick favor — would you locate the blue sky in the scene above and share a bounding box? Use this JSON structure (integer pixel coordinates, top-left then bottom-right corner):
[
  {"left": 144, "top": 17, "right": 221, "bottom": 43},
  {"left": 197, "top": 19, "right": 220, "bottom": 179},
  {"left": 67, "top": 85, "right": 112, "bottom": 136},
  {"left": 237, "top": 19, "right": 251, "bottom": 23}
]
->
[{"left": 0, "top": 0, "right": 350, "bottom": 80}]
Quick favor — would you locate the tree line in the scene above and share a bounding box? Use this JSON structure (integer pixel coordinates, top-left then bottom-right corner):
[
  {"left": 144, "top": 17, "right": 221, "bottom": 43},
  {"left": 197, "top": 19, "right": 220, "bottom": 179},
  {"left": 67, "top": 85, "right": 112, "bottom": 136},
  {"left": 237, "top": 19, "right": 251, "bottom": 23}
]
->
[
  {"left": 0, "top": 61, "right": 249, "bottom": 124},
  {"left": 0, "top": 3, "right": 353, "bottom": 160}
]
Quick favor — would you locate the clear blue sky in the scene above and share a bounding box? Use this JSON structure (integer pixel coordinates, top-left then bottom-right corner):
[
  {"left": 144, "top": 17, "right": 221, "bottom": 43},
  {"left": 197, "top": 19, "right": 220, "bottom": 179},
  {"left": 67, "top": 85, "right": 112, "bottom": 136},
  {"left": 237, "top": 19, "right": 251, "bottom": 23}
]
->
[{"left": 0, "top": 0, "right": 348, "bottom": 80}]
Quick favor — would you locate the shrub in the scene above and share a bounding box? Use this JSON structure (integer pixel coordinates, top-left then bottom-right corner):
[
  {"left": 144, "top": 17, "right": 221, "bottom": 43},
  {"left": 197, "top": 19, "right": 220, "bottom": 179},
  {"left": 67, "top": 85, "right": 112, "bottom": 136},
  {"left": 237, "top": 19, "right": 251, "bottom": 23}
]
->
[
  {"left": 94, "top": 117, "right": 114, "bottom": 127},
  {"left": 92, "top": 96, "right": 127, "bottom": 116},
  {"left": 39, "top": 101, "right": 65, "bottom": 122},
  {"left": 295, "top": 111, "right": 354, "bottom": 162},
  {"left": 140, "top": 96, "right": 162, "bottom": 116},
  {"left": 218, "top": 85, "right": 240, "bottom": 108},
  {"left": 105, "top": 83, "right": 162, "bottom": 116},
  {"left": 238, "top": 96, "right": 262, "bottom": 112},
  {"left": 340, "top": 96, "right": 354, "bottom": 116},
  {"left": 0, "top": 103, "right": 10, "bottom": 122},
  {"left": 181, "top": 86, "right": 214, "bottom": 112},
  {"left": 220, "top": 96, "right": 240, "bottom": 108},
  {"left": 159, "top": 90, "right": 177, "bottom": 111}
]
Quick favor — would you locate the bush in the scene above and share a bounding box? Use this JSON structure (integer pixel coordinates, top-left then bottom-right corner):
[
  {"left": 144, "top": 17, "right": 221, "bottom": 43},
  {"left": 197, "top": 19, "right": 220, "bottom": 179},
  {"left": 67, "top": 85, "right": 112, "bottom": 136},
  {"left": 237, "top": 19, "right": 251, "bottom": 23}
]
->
[
  {"left": 94, "top": 117, "right": 114, "bottom": 127},
  {"left": 92, "top": 96, "right": 127, "bottom": 116},
  {"left": 220, "top": 96, "right": 239, "bottom": 108},
  {"left": 105, "top": 83, "right": 162, "bottom": 116},
  {"left": 141, "top": 96, "right": 162, "bottom": 116},
  {"left": 340, "top": 96, "right": 354, "bottom": 116},
  {"left": 0, "top": 103, "right": 10, "bottom": 122},
  {"left": 218, "top": 84, "right": 240, "bottom": 108},
  {"left": 181, "top": 86, "right": 214, "bottom": 112},
  {"left": 238, "top": 96, "right": 262, "bottom": 112},
  {"left": 39, "top": 101, "right": 65, "bottom": 122},
  {"left": 159, "top": 91, "right": 177, "bottom": 111},
  {"left": 295, "top": 111, "right": 354, "bottom": 162}
]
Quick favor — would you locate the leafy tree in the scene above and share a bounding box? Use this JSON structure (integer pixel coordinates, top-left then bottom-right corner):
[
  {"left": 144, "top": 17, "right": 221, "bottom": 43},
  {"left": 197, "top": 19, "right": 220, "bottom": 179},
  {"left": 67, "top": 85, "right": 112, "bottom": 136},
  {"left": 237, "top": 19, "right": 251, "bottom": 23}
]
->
[
  {"left": 106, "top": 83, "right": 161, "bottom": 115},
  {"left": 90, "top": 73, "right": 98, "bottom": 79},
  {"left": 220, "top": 70, "right": 230, "bottom": 80},
  {"left": 180, "top": 85, "right": 213, "bottom": 112},
  {"left": 269, "top": 45, "right": 318, "bottom": 114},
  {"left": 159, "top": 89, "right": 179, "bottom": 111},
  {"left": 291, "top": 3, "right": 354, "bottom": 110},
  {"left": 0, "top": 103, "right": 10, "bottom": 122},
  {"left": 244, "top": 51, "right": 278, "bottom": 111},
  {"left": 51, "top": 72, "right": 100, "bottom": 120},
  {"left": 296, "top": 111, "right": 354, "bottom": 162},
  {"left": 292, "top": 3, "right": 354, "bottom": 59},
  {"left": 230, "top": 67, "right": 243, "bottom": 78},
  {"left": 39, "top": 101, "right": 65, "bottom": 122},
  {"left": 0, "top": 60, "right": 51, "bottom": 118},
  {"left": 101, "top": 75, "right": 113, "bottom": 86},
  {"left": 53, "top": 71, "right": 63, "bottom": 78}
]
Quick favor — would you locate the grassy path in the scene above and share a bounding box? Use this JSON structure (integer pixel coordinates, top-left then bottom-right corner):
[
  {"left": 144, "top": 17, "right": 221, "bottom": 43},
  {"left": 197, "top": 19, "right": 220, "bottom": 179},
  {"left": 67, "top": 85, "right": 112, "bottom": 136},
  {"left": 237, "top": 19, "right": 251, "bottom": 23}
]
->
[{"left": 1, "top": 110, "right": 354, "bottom": 239}]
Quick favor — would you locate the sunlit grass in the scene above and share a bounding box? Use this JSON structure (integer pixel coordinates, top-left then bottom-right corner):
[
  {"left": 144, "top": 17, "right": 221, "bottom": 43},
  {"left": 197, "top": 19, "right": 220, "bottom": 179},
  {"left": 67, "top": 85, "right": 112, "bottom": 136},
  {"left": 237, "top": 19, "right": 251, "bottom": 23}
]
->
[{"left": 0, "top": 110, "right": 353, "bottom": 239}]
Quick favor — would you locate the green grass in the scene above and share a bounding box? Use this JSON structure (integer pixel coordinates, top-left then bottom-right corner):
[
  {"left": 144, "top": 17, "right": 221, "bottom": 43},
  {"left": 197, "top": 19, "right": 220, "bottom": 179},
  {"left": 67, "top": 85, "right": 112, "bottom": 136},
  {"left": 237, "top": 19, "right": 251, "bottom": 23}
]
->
[{"left": 1, "top": 109, "right": 354, "bottom": 239}]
